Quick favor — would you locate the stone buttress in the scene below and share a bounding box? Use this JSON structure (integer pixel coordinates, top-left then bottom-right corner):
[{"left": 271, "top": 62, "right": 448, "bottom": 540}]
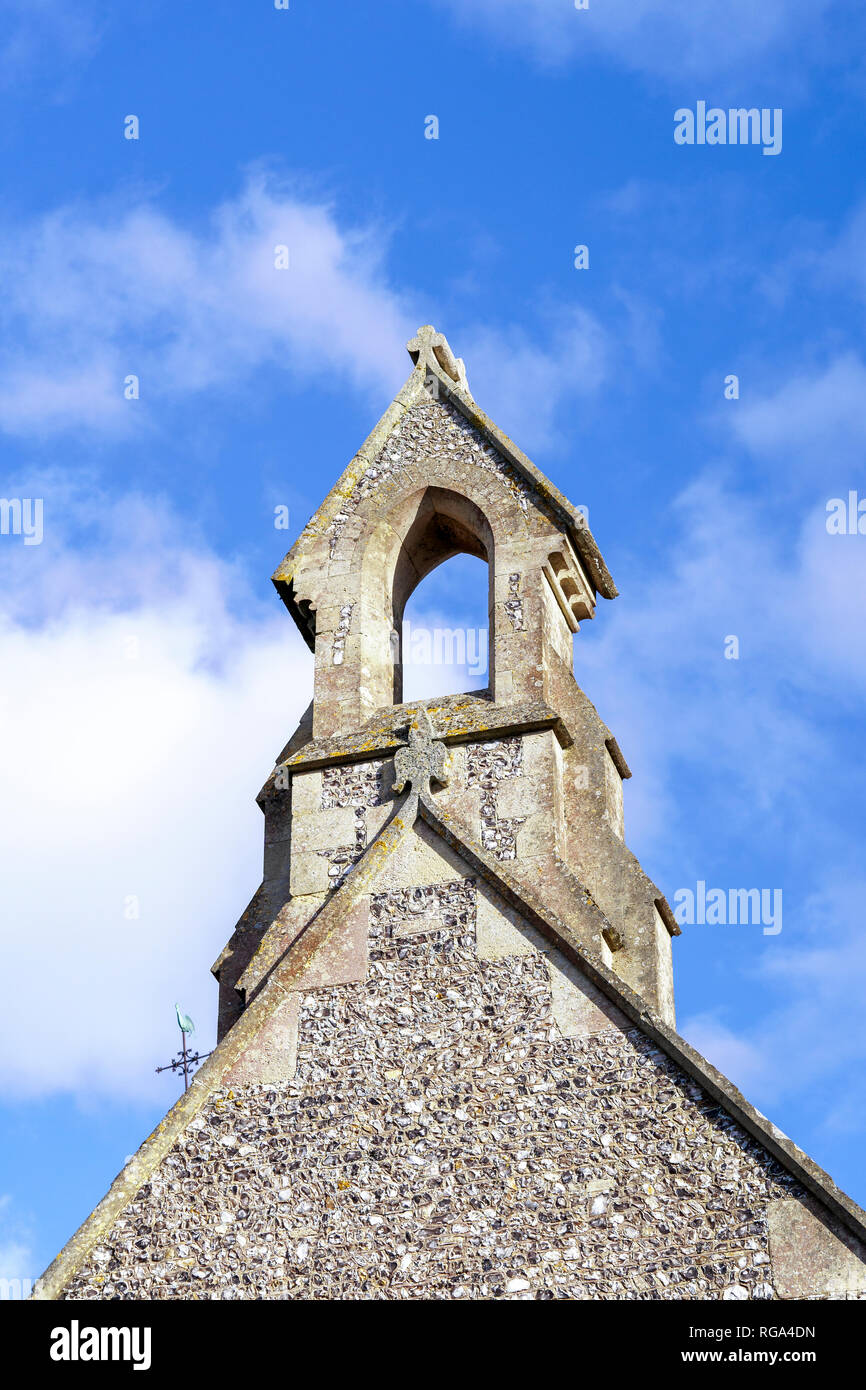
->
[{"left": 35, "top": 327, "right": 866, "bottom": 1301}]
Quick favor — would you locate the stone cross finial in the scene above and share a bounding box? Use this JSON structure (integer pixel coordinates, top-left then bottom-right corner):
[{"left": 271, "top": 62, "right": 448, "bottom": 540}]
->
[
  {"left": 407, "top": 325, "right": 472, "bottom": 398},
  {"left": 393, "top": 709, "right": 450, "bottom": 796}
]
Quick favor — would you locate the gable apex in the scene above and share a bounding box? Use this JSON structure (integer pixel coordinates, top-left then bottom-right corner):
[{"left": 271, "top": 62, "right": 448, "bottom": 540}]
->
[{"left": 272, "top": 325, "right": 617, "bottom": 652}]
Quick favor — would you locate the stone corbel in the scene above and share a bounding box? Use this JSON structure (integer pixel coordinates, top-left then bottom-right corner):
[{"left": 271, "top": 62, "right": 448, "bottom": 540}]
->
[{"left": 542, "top": 540, "right": 597, "bottom": 630}]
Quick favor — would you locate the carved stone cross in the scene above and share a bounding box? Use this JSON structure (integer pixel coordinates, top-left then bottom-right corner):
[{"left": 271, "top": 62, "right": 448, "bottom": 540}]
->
[
  {"left": 393, "top": 710, "right": 450, "bottom": 796},
  {"left": 406, "top": 325, "right": 472, "bottom": 398}
]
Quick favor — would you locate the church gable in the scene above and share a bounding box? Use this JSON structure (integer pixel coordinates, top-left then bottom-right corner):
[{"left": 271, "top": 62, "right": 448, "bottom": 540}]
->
[
  {"left": 55, "top": 816, "right": 865, "bottom": 1301},
  {"left": 52, "top": 892, "right": 797, "bottom": 1299},
  {"left": 324, "top": 397, "right": 541, "bottom": 564},
  {"left": 36, "top": 326, "right": 866, "bottom": 1304},
  {"left": 274, "top": 325, "right": 615, "bottom": 618}
]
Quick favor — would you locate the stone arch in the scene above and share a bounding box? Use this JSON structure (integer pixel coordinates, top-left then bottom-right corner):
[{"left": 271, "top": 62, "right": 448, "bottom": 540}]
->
[
  {"left": 366, "top": 487, "right": 495, "bottom": 704},
  {"left": 304, "top": 424, "right": 599, "bottom": 735},
  {"left": 309, "top": 461, "right": 587, "bottom": 733}
]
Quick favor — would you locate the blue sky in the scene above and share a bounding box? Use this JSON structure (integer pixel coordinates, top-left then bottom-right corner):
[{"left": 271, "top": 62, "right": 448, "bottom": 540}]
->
[{"left": 1, "top": 0, "right": 866, "bottom": 1288}]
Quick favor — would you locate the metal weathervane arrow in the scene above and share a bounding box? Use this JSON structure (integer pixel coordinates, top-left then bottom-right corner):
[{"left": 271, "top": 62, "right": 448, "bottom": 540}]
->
[{"left": 156, "top": 1003, "right": 212, "bottom": 1093}]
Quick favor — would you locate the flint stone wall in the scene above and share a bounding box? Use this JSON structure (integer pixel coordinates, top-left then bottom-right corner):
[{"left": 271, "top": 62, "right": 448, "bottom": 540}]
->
[
  {"left": 64, "top": 875, "right": 819, "bottom": 1302},
  {"left": 325, "top": 397, "right": 533, "bottom": 560}
]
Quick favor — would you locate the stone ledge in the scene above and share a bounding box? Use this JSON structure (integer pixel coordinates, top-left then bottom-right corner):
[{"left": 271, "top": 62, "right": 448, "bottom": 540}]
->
[{"left": 271, "top": 694, "right": 572, "bottom": 785}]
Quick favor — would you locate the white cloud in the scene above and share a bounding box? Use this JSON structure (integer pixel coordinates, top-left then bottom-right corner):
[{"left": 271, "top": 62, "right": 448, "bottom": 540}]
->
[
  {"left": 729, "top": 354, "right": 866, "bottom": 477},
  {"left": 578, "top": 472, "right": 866, "bottom": 854},
  {"left": 462, "top": 309, "right": 610, "bottom": 453},
  {"left": 0, "top": 491, "right": 312, "bottom": 1100},
  {"left": 685, "top": 876, "right": 866, "bottom": 1128},
  {"left": 0, "top": 1195, "right": 33, "bottom": 1294},
  {"left": 0, "top": 175, "right": 623, "bottom": 448},
  {"left": 433, "top": 0, "right": 829, "bottom": 81},
  {"left": 678, "top": 1013, "right": 769, "bottom": 1095},
  {"left": 0, "top": 173, "right": 416, "bottom": 437},
  {"left": 0, "top": 1241, "right": 32, "bottom": 1295}
]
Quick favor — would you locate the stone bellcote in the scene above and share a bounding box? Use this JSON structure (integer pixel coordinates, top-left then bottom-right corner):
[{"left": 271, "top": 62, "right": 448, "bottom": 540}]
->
[
  {"left": 271, "top": 325, "right": 616, "bottom": 740},
  {"left": 217, "top": 326, "right": 681, "bottom": 1033}
]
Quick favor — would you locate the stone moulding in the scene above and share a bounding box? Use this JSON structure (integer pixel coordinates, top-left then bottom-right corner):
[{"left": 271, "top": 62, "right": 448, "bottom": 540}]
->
[
  {"left": 260, "top": 696, "right": 574, "bottom": 792},
  {"left": 605, "top": 735, "right": 632, "bottom": 780},
  {"left": 32, "top": 780, "right": 866, "bottom": 1300}
]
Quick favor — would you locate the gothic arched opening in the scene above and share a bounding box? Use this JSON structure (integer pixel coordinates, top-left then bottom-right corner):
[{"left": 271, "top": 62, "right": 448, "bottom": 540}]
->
[
  {"left": 400, "top": 551, "right": 490, "bottom": 702},
  {"left": 385, "top": 487, "right": 494, "bottom": 704}
]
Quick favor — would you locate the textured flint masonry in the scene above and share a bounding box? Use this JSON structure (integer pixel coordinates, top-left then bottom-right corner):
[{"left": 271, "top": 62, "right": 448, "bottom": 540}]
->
[
  {"left": 321, "top": 762, "right": 385, "bottom": 812},
  {"left": 317, "top": 761, "right": 386, "bottom": 886},
  {"left": 466, "top": 738, "right": 526, "bottom": 860},
  {"left": 332, "top": 604, "right": 354, "bottom": 665},
  {"left": 325, "top": 400, "right": 532, "bottom": 559},
  {"left": 316, "top": 840, "right": 363, "bottom": 889},
  {"left": 370, "top": 879, "right": 476, "bottom": 948},
  {"left": 63, "top": 879, "right": 800, "bottom": 1301},
  {"left": 505, "top": 573, "right": 526, "bottom": 632}
]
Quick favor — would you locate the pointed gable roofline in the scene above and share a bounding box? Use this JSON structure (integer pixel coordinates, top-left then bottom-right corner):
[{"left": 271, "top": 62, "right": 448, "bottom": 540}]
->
[
  {"left": 33, "top": 782, "right": 866, "bottom": 1299},
  {"left": 272, "top": 326, "right": 618, "bottom": 651}
]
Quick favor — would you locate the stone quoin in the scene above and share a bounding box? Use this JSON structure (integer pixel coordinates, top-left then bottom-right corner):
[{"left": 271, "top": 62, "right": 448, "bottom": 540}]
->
[{"left": 34, "top": 326, "right": 866, "bottom": 1300}]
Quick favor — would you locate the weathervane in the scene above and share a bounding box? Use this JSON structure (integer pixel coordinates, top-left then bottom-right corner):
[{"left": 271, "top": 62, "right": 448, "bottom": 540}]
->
[{"left": 155, "top": 1003, "right": 212, "bottom": 1093}]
